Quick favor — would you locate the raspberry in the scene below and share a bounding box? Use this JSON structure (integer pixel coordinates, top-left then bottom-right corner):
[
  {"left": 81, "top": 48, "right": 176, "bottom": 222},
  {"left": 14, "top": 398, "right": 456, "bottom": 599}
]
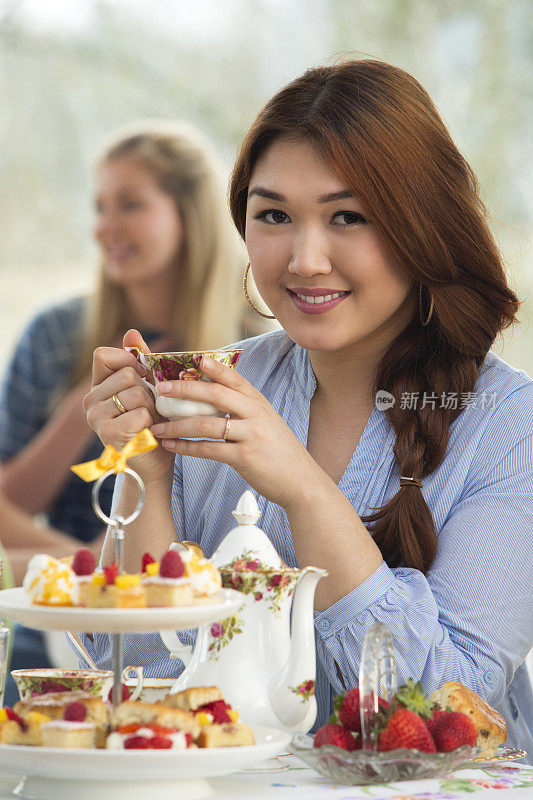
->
[
  {"left": 5, "top": 709, "right": 24, "bottom": 726},
  {"left": 72, "top": 548, "right": 96, "bottom": 576},
  {"left": 150, "top": 736, "right": 172, "bottom": 749},
  {"left": 313, "top": 722, "right": 356, "bottom": 751},
  {"left": 104, "top": 562, "right": 119, "bottom": 585},
  {"left": 124, "top": 735, "right": 151, "bottom": 749},
  {"left": 159, "top": 550, "right": 185, "bottom": 579},
  {"left": 63, "top": 701, "right": 87, "bottom": 722},
  {"left": 200, "top": 700, "right": 232, "bottom": 724},
  {"left": 107, "top": 683, "right": 131, "bottom": 703},
  {"left": 141, "top": 552, "right": 156, "bottom": 572}
]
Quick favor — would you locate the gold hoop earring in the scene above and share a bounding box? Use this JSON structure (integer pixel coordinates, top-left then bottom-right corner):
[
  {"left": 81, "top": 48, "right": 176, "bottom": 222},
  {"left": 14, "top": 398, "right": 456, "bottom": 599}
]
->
[
  {"left": 243, "top": 263, "right": 276, "bottom": 319},
  {"left": 419, "top": 283, "right": 434, "bottom": 327}
]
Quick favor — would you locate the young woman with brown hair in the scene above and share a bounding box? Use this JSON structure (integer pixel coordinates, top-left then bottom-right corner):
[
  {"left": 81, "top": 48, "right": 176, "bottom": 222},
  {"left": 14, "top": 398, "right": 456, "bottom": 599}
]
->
[{"left": 82, "top": 60, "right": 533, "bottom": 757}]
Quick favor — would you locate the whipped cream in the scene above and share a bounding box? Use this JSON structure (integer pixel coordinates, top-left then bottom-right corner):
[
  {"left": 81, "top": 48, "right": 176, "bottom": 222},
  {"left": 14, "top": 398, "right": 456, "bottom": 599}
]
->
[
  {"left": 141, "top": 576, "right": 191, "bottom": 586},
  {"left": 42, "top": 721, "right": 95, "bottom": 730},
  {"left": 180, "top": 550, "right": 221, "bottom": 596},
  {"left": 23, "top": 554, "right": 79, "bottom": 605},
  {"left": 106, "top": 727, "right": 189, "bottom": 749}
]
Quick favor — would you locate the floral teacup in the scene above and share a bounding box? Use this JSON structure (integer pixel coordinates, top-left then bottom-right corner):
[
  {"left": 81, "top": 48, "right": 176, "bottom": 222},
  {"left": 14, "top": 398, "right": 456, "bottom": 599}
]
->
[
  {"left": 126, "top": 348, "right": 242, "bottom": 419},
  {"left": 12, "top": 667, "right": 144, "bottom": 702}
]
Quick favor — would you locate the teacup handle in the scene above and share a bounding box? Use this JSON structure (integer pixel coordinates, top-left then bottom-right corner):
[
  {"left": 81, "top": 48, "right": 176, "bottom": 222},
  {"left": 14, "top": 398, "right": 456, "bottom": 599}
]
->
[
  {"left": 158, "top": 630, "right": 194, "bottom": 664},
  {"left": 140, "top": 377, "right": 158, "bottom": 400},
  {"left": 122, "top": 665, "right": 144, "bottom": 702}
]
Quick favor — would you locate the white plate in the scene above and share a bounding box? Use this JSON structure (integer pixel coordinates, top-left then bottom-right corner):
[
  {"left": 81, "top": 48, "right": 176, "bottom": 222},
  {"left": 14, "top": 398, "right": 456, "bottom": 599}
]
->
[
  {"left": 0, "top": 587, "right": 243, "bottom": 633},
  {"left": 2, "top": 725, "right": 290, "bottom": 800}
]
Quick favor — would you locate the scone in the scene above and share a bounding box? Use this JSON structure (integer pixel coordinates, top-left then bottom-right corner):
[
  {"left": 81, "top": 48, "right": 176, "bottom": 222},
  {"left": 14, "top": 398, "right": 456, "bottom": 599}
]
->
[
  {"left": 163, "top": 686, "right": 223, "bottom": 712},
  {"left": 0, "top": 711, "right": 50, "bottom": 746},
  {"left": 197, "top": 723, "right": 255, "bottom": 748},
  {"left": 112, "top": 701, "right": 200, "bottom": 739},
  {"left": 14, "top": 691, "right": 109, "bottom": 747},
  {"left": 430, "top": 681, "right": 507, "bottom": 757},
  {"left": 41, "top": 720, "right": 96, "bottom": 748},
  {"left": 163, "top": 686, "right": 254, "bottom": 747}
]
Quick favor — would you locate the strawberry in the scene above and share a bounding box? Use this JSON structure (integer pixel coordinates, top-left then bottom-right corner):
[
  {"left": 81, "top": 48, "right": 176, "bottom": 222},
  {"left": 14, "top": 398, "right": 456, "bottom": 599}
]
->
[
  {"left": 63, "top": 701, "right": 87, "bottom": 722},
  {"left": 160, "top": 550, "right": 185, "bottom": 579},
  {"left": 199, "top": 700, "right": 232, "bottom": 724},
  {"left": 335, "top": 687, "right": 361, "bottom": 732},
  {"left": 334, "top": 688, "right": 389, "bottom": 733},
  {"left": 104, "top": 562, "right": 119, "bottom": 585},
  {"left": 427, "top": 709, "right": 449, "bottom": 736},
  {"left": 72, "top": 548, "right": 96, "bottom": 576},
  {"left": 150, "top": 735, "right": 173, "bottom": 749},
  {"left": 5, "top": 708, "right": 24, "bottom": 726},
  {"left": 393, "top": 678, "right": 434, "bottom": 720},
  {"left": 107, "top": 683, "right": 131, "bottom": 703},
  {"left": 124, "top": 735, "right": 150, "bottom": 749},
  {"left": 431, "top": 710, "right": 477, "bottom": 752},
  {"left": 313, "top": 722, "right": 357, "bottom": 751},
  {"left": 141, "top": 552, "right": 155, "bottom": 572},
  {"left": 377, "top": 708, "right": 436, "bottom": 753}
]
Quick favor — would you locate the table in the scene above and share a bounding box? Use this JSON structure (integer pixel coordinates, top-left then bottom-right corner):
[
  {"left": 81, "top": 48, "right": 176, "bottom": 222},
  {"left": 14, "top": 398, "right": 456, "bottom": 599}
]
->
[
  {"left": 0, "top": 758, "right": 530, "bottom": 799},
  {"left": 210, "top": 757, "right": 533, "bottom": 800}
]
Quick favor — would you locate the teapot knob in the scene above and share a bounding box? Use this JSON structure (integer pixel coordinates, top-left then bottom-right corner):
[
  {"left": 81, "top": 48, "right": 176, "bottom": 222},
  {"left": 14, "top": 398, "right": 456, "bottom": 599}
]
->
[{"left": 231, "top": 490, "right": 261, "bottom": 526}]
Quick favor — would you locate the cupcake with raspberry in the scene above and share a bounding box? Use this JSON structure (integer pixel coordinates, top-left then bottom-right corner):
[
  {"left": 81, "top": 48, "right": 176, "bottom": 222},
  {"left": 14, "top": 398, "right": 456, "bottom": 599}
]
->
[{"left": 141, "top": 550, "right": 193, "bottom": 607}]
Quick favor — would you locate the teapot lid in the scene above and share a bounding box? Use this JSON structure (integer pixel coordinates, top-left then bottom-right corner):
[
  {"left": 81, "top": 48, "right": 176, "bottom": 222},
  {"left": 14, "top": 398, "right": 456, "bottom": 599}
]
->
[{"left": 211, "top": 490, "right": 284, "bottom": 570}]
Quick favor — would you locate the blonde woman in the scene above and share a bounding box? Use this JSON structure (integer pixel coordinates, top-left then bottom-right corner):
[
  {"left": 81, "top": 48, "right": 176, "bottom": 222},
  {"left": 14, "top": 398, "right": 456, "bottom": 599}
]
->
[{"left": 0, "top": 120, "right": 246, "bottom": 543}]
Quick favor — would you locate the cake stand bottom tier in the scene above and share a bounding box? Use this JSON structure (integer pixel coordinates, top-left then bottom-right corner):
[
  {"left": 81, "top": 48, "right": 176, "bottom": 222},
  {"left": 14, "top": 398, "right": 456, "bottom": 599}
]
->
[
  {"left": 16, "top": 776, "right": 214, "bottom": 800},
  {"left": 0, "top": 725, "right": 290, "bottom": 800}
]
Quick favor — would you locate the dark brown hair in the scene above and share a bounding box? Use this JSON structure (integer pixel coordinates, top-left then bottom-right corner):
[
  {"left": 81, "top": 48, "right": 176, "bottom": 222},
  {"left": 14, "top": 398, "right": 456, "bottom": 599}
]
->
[{"left": 229, "top": 58, "right": 522, "bottom": 573}]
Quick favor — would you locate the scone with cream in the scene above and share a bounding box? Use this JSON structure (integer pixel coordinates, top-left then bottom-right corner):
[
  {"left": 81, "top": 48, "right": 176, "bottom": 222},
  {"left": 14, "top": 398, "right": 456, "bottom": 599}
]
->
[{"left": 164, "top": 686, "right": 255, "bottom": 747}]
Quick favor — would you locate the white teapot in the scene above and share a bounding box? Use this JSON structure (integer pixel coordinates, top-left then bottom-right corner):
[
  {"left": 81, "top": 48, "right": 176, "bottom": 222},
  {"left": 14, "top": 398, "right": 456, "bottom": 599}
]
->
[{"left": 160, "top": 491, "right": 327, "bottom": 733}]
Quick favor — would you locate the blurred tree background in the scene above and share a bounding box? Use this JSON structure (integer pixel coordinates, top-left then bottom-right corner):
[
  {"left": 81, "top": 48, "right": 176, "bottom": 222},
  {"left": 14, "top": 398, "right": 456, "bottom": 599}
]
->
[{"left": 0, "top": 0, "right": 531, "bottom": 372}]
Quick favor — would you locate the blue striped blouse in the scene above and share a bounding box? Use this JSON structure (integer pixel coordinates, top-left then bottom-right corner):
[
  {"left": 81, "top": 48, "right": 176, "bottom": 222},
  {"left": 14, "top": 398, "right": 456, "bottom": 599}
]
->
[{"left": 79, "top": 330, "right": 533, "bottom": 761}]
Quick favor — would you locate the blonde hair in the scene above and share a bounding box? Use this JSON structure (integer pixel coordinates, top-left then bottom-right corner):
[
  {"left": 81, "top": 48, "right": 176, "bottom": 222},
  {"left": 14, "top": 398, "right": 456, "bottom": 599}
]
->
[{"left": 72, "top": 120, "right": 244, "bottom": 384}]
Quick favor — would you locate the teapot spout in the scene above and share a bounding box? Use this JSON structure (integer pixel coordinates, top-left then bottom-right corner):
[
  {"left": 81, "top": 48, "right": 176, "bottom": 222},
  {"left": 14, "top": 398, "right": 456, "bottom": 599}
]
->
[{"left": 268, "top": 566, "right": 327, "bottom": 733}]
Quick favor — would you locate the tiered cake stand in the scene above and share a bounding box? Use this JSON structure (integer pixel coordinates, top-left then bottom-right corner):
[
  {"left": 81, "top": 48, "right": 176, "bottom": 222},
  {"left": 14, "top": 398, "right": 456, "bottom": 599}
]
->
[{"left": 0, "top": 467, "right": 290, "bottom": 799}]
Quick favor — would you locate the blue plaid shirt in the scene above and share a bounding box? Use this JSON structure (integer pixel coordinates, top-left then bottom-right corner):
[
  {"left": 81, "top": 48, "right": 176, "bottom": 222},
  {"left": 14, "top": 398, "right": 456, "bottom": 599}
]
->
[{"left": 79, "top": 331, "right": 533, "bottom": 760}]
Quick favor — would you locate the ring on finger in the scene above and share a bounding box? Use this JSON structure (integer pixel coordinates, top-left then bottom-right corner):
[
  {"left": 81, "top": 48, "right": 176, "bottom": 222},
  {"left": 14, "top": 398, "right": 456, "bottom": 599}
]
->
[
  {"left": 112, "top": 393, "right": 127, "bottom": 414},
  {"left": 222, "top": 415, "right": 231, "bottom": 442}
]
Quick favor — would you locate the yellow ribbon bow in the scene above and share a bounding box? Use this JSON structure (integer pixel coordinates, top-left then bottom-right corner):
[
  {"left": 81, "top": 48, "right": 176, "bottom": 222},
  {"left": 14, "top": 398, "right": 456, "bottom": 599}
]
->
[{"left": 71, "top": 429, "right": 158, "bottom": 482}]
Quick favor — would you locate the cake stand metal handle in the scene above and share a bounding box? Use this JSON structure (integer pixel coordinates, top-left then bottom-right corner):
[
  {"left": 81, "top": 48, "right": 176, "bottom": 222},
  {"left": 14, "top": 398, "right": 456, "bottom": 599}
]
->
[
  {"left": 90, "top": 466, "right": 146, "bottom": 709},
  {"left": 359, "top": 622, "right": 397, "bottom": 749}
]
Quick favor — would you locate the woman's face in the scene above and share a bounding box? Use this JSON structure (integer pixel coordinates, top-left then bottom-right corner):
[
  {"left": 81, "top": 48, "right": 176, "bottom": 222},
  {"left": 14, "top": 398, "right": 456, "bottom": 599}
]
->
[
  {"left": 93, "top": 156, "right": 184, "bottom": 286},
  {"left": 245, "top": 137, "right": 416, "bottom": 356}
]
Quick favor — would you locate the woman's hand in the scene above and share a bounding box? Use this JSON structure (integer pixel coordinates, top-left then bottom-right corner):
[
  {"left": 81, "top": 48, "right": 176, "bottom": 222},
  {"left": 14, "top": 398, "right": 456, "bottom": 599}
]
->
[
  {"left": 83, "top": 329, "right": 173, "bottom": 485},
  {"left": 150, "top": 356, "right": 325, "bottom": 510}
]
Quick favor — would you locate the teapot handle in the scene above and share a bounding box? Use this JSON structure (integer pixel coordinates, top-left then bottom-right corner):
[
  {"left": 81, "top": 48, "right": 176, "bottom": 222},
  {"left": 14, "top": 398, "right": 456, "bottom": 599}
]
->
[
  {"left": 166, "top": 625, "right": 209, "bottom": 695},
  {"left": 158, "top": 630, "right": 194, "bottom": 665}
]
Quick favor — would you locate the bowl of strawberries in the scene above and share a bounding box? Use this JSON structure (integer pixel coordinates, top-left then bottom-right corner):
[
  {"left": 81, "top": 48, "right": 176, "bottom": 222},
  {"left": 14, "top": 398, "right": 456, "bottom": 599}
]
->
[{"left": 291, "top": 624, "right": 480, "bottom": 784}]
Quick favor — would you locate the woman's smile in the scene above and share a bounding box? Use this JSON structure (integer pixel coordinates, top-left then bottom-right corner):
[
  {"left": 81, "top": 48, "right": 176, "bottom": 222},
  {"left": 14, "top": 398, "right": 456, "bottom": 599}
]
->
[{"left": 287, "top": 287, "right": 351, "bottom": 314}]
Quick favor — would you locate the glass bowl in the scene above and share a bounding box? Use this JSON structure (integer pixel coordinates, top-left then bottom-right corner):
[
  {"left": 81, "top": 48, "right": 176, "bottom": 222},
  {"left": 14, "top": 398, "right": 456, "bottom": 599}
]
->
[{"left": 291, "top": 734, "right": 480, "bottom": 784}]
